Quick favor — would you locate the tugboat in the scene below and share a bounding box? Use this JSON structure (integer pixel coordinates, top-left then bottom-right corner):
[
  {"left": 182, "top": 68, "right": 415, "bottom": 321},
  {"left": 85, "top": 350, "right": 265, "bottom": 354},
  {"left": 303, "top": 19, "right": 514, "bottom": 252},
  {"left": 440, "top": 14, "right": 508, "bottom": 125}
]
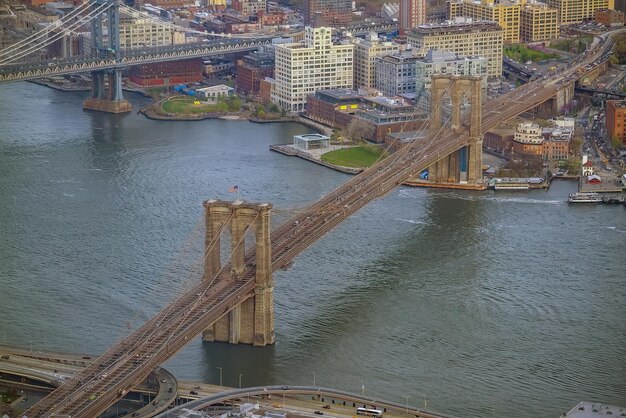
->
[{"left": 568, "top": 192, "right": 602, "bottom": 203}]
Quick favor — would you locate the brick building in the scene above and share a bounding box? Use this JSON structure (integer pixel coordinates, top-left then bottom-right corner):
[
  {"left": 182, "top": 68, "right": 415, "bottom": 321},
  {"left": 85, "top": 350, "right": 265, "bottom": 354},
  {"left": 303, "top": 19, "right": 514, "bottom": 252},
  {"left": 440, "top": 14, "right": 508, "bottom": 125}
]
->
[
  {"left": 236, "top": 50, "right": 275, "bottom": 95},
  {"left": 129, "top": 59, "right": 203, "bottom": 86},
  {"left": 606, "top": 100, "right": 626, "bottom": 145}
]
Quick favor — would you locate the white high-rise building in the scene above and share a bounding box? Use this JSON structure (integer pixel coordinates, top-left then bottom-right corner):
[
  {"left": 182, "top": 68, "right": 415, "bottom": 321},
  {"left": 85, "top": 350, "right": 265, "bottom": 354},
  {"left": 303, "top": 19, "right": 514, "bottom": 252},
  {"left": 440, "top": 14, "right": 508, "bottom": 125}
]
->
[{"left": 272, "top": 26, "right": 354, "bottom": 112}]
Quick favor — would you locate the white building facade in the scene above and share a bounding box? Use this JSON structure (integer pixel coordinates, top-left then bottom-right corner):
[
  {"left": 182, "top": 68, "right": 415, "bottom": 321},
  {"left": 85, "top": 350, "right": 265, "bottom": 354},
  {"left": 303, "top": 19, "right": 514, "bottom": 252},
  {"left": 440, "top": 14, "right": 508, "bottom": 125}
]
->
[{"left": 272, "top": 26, "right": 354, "bottom": 112}]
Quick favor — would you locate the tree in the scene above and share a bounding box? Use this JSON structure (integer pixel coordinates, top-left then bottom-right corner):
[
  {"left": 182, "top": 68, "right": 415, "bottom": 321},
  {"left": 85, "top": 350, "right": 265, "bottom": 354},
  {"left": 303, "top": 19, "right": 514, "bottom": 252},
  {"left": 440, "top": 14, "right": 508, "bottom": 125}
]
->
[
  {"left": 611, "top": 135, "right": 623, "bottom": 149},
  {"left": 269, "top": 103, "right": 280, "bottom": 113},
  {"left": 346, "top": 118, "right": 375, "bottom": 143}
]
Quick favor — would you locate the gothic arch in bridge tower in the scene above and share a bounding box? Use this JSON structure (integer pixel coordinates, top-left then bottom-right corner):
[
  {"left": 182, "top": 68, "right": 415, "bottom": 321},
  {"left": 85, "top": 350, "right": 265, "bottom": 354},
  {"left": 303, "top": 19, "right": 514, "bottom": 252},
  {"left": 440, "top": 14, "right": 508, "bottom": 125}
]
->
[
  {"left": 201, "top": 200, "right": 275, "bottom": 346},
  {"left": 427, "top": 76, "right": 483, "bottom": 184}
]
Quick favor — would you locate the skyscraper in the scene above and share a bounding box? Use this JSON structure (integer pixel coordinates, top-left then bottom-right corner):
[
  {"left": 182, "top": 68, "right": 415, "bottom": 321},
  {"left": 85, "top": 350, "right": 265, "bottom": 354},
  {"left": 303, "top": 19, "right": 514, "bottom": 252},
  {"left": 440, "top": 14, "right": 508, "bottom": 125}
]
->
[{"left": 399, "top": 0, "right": 426, "bottom": 35}]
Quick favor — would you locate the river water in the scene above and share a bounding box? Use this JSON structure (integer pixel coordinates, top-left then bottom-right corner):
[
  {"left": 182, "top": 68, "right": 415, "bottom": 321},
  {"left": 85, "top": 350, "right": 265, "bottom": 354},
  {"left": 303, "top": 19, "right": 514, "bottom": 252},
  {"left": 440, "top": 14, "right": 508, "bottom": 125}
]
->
[{"left": 0, "top": 83, "right": 624, "bottom": 418}]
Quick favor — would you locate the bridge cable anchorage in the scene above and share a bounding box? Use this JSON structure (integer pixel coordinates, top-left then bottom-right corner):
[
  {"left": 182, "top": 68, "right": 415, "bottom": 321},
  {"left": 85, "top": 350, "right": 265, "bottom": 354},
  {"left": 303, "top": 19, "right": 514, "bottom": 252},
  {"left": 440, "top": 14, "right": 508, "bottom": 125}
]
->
[
  {"left": 22, "top": 33, "right": 625, "bottom": 415},
  {"left": 0, "top": 1, "right": 113, "bottom": 66}
]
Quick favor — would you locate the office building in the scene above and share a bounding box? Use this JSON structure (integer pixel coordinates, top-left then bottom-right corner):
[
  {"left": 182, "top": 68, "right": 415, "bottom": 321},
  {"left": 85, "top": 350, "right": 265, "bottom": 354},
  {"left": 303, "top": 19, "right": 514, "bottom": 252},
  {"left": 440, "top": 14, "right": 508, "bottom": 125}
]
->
[
  {"left": 272, "top": 26, "right": 354, "bottom": 112},
  {"left": 520, "top": 3, "right": 559, "bottom": 42},
  {"left": 236, "top": 50, "right": 275, "bottom": 95},
  {"left": 353, "top": 34, "right": 399, "bottom": 89},
  {"left": 544, "top": 0, "right": 609, "bottom": 24},
  {"left": 119, "top": 17, "right": 185, "bottom": 48},
  {"left": 407, "top": 20, "right": 503, "bottom": 78},
  {"left": 375, "top": 52, "right": 419, "bottom": 96}
]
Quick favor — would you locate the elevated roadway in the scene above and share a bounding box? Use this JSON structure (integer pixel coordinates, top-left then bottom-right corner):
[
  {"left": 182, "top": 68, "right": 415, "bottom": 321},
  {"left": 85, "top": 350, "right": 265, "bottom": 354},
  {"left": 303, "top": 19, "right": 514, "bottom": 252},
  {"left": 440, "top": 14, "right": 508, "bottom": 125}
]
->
[
  {"left": 156, "top": 385, "right": 452, "bottom": 418},
  {"left": 23, "top": 28, "right": 624, "bottom": 418},
  {"left": 0, "top": 346, "right": 177, "bottom": 417}
]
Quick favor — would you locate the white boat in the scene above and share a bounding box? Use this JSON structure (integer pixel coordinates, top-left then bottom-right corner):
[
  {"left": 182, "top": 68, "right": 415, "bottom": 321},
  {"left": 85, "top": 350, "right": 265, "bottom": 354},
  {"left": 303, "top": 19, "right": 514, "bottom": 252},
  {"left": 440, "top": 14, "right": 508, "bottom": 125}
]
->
[{"left": 568, "top": 192, "right": 602, "bottom": 203}]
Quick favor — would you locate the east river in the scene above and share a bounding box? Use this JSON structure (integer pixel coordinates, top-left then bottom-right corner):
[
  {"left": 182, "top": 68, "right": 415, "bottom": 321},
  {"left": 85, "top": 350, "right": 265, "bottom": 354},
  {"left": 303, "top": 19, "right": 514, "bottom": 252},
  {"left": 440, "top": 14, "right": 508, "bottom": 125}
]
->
[{"left": 0, "top": 83, "right": 624, "bottom": 418}]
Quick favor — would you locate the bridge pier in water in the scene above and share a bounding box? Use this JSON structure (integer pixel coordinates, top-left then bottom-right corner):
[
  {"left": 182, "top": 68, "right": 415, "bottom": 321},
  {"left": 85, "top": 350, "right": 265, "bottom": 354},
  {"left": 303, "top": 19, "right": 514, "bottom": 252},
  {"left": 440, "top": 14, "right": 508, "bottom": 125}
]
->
[
  {"left": 426, "top": 75, "right": 483, "bottom": 185},
  {"left": 83, "top": 0, "right": 131, "bottom": 114},
  {"left": 201, "top": 200, "right": 275, "bottom": 346}
]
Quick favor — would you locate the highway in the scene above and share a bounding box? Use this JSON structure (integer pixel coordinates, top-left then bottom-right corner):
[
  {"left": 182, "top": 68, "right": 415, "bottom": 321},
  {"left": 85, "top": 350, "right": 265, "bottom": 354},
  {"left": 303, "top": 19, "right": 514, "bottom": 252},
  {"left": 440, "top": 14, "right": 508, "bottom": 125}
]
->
[
  {"left": 155, "top": 385, "right": 453, "bottom": 418},
  {"left": 23, "top": 28, "right": 623, "bottom": 418}
]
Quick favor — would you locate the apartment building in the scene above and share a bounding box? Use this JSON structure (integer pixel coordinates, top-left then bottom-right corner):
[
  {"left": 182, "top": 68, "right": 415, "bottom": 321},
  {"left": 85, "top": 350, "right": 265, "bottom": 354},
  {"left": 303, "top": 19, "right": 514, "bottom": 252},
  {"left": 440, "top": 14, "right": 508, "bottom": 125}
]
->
[
  {"left": 232, "top": 0, "right": 266, "bottom": 16},
  {"left": 407, "top": 21, "right": 503, "bottom": 78},
  {"left": 304, "top": 0, "right": 353, "bottom": 26},
  {"left": 272, "top": 26, "right": 354, "bottom": 112},
  {"left": 544, "top": 0, "right": 609, "bottom": 24},
  {"left": 399, "top": 0, "right": 427, "bottom": 35},
  {"left": 353, "top": 34, "right": 399, "bottom": 89},
  {"left": 606, "top": 100, "right": 626, "bottom": 145}
]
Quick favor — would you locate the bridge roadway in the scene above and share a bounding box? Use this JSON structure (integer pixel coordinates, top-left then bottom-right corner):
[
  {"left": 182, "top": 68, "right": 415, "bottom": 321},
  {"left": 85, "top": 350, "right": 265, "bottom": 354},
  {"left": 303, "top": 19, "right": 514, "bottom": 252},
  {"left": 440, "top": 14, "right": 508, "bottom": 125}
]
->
[
  {"left": 155, "top": 385, "right": 451, "bottom": 418},
  {"left": 0, "top": 38, "right": 274, "bottom": 84},
  {"left": 23, "top": 29, "right": 620, "bottom": 418}
]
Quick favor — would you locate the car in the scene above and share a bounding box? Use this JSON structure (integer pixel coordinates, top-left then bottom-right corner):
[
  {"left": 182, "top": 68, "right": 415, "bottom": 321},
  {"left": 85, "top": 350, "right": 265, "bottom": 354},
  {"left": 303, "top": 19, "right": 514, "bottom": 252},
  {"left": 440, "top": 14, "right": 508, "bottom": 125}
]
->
[
  {"left": 190, "top": 390, "right": 199, "bottom": 395},
  {"left": 323, "top": 405, "right": 331, "bottom": 409},
  {"left": 160, "top": 378, "right": 166, "bottom": 383},
  {"left": 314, "top": 411, "right": 324, "bottom": 415}
]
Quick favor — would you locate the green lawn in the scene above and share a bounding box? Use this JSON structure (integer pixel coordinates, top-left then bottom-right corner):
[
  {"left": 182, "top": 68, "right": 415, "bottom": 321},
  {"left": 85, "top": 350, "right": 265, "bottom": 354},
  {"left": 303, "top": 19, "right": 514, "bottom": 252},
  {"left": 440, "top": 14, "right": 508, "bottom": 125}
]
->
[
  {"left": 321, "top": 146, "right": 386, "bottom": 168},
  {"left": 504, "top": 44, "right": 559, "bottom": 63},
  {"left": 161, "top": 96, "right": 241, "bottom": 114}
]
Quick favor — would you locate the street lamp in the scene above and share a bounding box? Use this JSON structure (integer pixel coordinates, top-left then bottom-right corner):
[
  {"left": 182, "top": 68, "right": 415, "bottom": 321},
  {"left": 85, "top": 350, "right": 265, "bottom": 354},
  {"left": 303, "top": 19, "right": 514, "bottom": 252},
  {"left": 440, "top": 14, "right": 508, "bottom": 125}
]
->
[
  {"left": 217, "top": 367, "right": 223, "bottom": 387},
  {"left": 405, "top": 396, "right": 409, "bottom": 413},
  {"left": 313, "top": 371, "right": 316, "bottom": 387},
  {"left": 239, "top": 373, "right": 243, "bottom": 389},
  {"left": 423, "top": 394, "right": 427, "bottom": 409},
  {"left": 361, "top": 381, "right": 365, "bottom": 396}
]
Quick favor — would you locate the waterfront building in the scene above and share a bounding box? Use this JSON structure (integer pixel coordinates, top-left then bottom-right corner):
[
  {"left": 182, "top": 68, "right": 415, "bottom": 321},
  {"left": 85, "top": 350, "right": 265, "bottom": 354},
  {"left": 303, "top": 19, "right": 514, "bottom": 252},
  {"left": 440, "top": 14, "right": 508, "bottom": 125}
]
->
[
  {"left": 375, "top": 52, "right": 419, "bottom": 96},
  {"left": 271, "top": 26, "right": 353, "bottom": 112},
  {"left": 520, "top": 2, "right": 559, "bottom": 42},
  {"left": 236, "top": 50, "right": 275, "bottom": 95},
  {"left": 129, "top": 59, "right": 203, "bottom": 86},
  {"left": 119, "top": 17, "right": 185, "bottom": 48},
  {"left": 305, "top": 88, "right": 427, "bottom": 142},
  {"left": 353, "top": 34, "right": 399, "bottom": 89},
  {"left": 544, "top": 0, "right": 609, "bottom": 24},
  {"left": 293, "top": 133, "right": 330, "bottom": 150},
  {"left": 304, "top": 0, "right": 353, "bottom": 27},
  {"left": 232, "top": 0, "right": 266, "bottom": 16},
  {"left": 407, "top": 21, "right": 503, "bottom": 78},
  {"left": 399, "top": 0, "right": 427, "bottom": 35},
  {"left": 196, "top": 84, "right": 234, "bottom": 99},
  {"left": 606, "top": 100, "right": 626, "bottom": 145},
  {"left": 512, "top": 121, "right": 573, "bottom": 160}
]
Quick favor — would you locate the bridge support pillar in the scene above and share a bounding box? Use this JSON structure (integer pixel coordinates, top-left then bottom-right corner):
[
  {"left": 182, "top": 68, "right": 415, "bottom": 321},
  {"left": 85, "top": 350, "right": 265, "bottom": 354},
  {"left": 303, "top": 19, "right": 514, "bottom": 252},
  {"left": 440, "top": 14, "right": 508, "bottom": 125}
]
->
[
  {"left": 429, "top": 76, "right": 483, "bottom": 185},
  {"left": 83, "top": 0, "right": 131, "bottom": 114},
  {"left": 201, "top": 200, "right": 275, "bottom": 346}
]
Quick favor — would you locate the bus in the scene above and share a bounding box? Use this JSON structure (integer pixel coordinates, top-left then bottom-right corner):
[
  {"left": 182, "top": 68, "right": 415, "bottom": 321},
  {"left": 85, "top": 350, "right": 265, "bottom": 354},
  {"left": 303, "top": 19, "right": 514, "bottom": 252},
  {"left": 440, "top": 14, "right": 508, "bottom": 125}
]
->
[{"left": 356, "top": 408, "right": 383, "bottom": 418}]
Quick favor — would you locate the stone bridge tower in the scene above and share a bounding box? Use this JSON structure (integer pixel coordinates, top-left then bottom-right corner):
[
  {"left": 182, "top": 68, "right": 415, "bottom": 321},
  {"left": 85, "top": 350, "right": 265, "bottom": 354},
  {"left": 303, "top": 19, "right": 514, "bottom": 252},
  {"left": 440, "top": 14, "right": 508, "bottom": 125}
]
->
[
  {"left": 428, "top": 75, "right": 483, "bottom": 184},
  {"left": 201, "top": 200, "right": 275, "bottom": 346}
]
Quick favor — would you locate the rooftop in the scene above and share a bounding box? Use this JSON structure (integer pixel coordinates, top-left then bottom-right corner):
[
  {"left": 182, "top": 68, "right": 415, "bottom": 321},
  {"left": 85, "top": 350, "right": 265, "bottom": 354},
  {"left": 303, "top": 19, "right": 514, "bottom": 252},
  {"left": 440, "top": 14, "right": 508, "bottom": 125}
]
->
[{"left": 411, "top": 20, "right": 502, "bottom": 34}]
